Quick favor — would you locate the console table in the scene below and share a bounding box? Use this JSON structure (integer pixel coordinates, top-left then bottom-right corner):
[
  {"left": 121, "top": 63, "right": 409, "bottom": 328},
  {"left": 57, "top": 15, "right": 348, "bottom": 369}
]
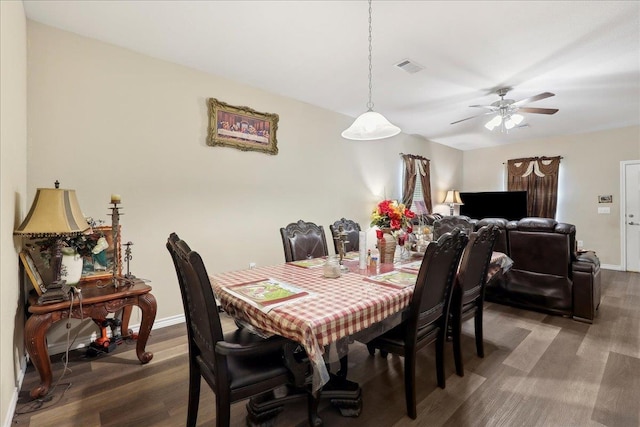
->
[{"left": 25, "top": 278, "right": 157, "bottom": 398}]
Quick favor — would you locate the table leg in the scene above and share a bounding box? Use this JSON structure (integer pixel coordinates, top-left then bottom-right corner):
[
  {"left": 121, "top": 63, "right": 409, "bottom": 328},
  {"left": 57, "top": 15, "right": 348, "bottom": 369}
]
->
[
  {"left": 134, "top": 292, "right": 157, "bottom": 364},
  {"left": 120, "top": 305, "right": 133, "bottom": 338},
  {"left": 24, "top": 312, "right": 55, "bottom": 399}
]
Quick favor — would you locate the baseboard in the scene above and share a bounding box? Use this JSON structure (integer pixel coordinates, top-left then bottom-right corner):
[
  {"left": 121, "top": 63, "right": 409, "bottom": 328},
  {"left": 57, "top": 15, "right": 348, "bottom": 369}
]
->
[
  {"left": 4, "top": 357, "right": 27, "bottom": 427},
  {"left": 8, "top": 313, "right": 186, "bottom": 427},
  {"left": 47, "top": 313, "right": 186, "bottom": 355},
  {"left": 601, "top": 263, "right": 623, "bottom": 271}
]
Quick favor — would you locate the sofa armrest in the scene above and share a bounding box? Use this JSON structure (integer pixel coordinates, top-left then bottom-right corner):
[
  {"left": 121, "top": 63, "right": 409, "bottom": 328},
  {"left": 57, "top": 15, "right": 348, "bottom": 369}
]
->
[{"left": 572, "top": 251, "right": 601, "bottom": 323}]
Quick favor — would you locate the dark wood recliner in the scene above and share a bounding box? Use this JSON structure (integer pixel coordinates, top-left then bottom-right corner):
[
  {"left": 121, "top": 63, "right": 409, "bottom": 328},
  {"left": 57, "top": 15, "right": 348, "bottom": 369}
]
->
[
  {"left": 280, "top": 220, "right": 329, "bottom": 262},
  {"left": 166, "top": 233, "right": 317, "bottom": 427},
  {"left": 450, "top": 224, "right": 500, "bottom": 377},
  {"left": 365, "top": 229, "right": 469, "bottom": 419},
  {"left": 329, "top": 218, "right": 361, "bottom": 254}
]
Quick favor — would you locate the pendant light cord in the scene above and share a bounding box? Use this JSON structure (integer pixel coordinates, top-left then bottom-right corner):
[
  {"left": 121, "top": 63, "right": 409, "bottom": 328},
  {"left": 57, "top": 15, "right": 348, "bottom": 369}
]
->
[{"left": 367, "top": 0, "right": 374, "bottom": 112}]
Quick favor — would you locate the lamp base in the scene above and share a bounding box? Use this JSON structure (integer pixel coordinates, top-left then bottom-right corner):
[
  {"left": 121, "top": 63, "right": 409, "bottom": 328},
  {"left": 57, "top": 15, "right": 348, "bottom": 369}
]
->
[{"left": 38, "top": 280, "right": 71, "bottom": 304}]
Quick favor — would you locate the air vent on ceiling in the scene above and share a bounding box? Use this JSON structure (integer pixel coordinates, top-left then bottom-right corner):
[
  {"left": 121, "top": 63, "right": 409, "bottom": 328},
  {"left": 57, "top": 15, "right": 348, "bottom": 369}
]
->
[{"left": 395, "top": 59, "right": 424, "bottom": 74}]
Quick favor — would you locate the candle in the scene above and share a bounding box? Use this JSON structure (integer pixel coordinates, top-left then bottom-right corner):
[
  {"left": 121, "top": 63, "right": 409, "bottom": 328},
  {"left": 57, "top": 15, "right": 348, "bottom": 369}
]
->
[
  {"left": 110, "top": 194, "right": 121, "bottom": 204},
  {"left": 359, "top": 231, "right": 367, "bottom": 270}
]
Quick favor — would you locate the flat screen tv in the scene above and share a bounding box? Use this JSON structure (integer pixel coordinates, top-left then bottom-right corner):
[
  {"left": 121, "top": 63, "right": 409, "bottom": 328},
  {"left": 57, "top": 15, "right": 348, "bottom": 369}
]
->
[{"left": 459, "top": 191, "right": 528, "bottom": 221}]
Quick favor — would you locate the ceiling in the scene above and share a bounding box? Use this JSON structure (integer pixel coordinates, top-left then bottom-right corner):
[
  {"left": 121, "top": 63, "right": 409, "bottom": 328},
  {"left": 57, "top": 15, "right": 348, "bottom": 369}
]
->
[{"left": 23, "top": 1, "right": 640, "bottom": 151}]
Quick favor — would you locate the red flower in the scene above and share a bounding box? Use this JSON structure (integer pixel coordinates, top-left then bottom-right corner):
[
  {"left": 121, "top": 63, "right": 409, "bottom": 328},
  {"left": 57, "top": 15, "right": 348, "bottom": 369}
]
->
[{"left": 376, "top": 229, "right": 384, "bottom": 239}]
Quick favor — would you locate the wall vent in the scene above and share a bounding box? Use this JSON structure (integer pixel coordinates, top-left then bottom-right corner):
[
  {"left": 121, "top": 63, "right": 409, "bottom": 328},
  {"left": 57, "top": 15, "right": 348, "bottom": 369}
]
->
[{"left": 395, "top": 59, "right": 424, "bottom": 74}]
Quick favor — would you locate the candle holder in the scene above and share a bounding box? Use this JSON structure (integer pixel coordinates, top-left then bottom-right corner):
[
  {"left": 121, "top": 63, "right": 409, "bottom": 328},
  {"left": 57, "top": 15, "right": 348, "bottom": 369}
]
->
[
  {"left": 123, "top": 241, "right": 135, "bottom": 279},
  {"left": 108, "top": 200, "right": 122, "bottom": 288},
  {"left": 333, "top": 225, "right": 350, "bottom": 272}
]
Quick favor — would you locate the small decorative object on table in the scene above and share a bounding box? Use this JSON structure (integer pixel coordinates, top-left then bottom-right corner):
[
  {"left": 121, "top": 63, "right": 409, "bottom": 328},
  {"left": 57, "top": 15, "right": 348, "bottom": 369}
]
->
[
  {"left": 124, "top": 241, "right": 136, "bottom": 279},
  {"left": 109, "top": 194, "right": 123, "bottom": 288},
  {"left": 370, "top": 199, "right": 415, "bottom": 264},
  {"left": 333, "top": 225, "right": 351, "bottom": 272}
]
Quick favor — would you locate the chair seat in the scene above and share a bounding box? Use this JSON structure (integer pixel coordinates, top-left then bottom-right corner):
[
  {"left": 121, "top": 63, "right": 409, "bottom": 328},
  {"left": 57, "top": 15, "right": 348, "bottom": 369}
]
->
[
  {"left": 370, "top": 321, "right": 439, "bottom": 353},
  {"left": 223, "top": 329, "right": 292, "bottom": 390}
]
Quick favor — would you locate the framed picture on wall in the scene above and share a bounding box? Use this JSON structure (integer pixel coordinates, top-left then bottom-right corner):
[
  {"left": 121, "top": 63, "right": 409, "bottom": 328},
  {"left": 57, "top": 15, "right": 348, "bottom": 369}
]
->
[{"left": 206, "top": 98, "right": 279, "bottom": 155}]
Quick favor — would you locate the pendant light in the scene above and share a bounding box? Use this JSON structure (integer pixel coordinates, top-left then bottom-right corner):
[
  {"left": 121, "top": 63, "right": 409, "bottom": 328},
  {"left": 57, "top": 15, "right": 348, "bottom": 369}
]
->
[{"left": 342, "top": 0, "right": 400, "bottom": 140}]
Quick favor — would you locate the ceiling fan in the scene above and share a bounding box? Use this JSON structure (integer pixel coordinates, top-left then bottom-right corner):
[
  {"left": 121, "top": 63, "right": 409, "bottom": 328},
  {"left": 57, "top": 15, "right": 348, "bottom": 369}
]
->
[{"left": 451, "top": 87, "right": 559, "bottom": 132}]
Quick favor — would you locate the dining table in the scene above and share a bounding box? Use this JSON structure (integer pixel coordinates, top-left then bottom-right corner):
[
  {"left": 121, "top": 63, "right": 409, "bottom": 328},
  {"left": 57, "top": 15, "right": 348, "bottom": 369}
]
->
[{"left": 209, "top": 250, "right": 512, "bottom": 420}]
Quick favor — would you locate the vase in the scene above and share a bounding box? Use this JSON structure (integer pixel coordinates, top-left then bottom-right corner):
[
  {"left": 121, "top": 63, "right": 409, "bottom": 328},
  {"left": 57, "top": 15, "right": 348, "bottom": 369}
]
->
[
  {"left": 60, "top": 247, "right": 83, "bottom": 285},
  {"left": 377, "top": 229, "right": 397, "bottom": 264}
]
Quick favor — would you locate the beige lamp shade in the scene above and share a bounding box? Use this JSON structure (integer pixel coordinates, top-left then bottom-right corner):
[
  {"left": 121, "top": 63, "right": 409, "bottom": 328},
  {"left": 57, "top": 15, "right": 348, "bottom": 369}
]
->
[
  {"left": 443, "top": 190, "right": 463, "bottom": 205},
  {"left": 14, "top": 188, "right": 90, "bottom": 236}
]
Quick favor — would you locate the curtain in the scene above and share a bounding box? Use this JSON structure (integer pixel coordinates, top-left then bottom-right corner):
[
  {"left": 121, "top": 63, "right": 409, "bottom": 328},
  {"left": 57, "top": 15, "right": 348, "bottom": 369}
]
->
[
  {"left": 507, "top": 156, "right": 561, "bottom": 218},
  {"left": 401, "top": 154, "right": 416, "bottom": 208},
  {"left": 401, "top": 154, "right": 433, "bottom": 213}
]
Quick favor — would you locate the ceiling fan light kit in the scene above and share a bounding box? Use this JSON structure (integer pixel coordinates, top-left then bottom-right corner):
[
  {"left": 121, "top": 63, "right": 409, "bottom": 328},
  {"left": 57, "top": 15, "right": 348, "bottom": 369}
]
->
[
  {"left": 453, "top": 87, "right": 558, "bottom": 133},
  {"left": 342, "top": 0, "right": 400, "bottom": 141}
]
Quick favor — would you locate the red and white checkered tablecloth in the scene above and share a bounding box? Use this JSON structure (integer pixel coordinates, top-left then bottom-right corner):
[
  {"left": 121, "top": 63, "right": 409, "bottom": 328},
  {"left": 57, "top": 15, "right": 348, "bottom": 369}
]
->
[
  {"left": 210, "top": 252, "right": 511, "bottom": 391},
  {"left": 210, "top": 263, "right": 413, "bottom": 390}
]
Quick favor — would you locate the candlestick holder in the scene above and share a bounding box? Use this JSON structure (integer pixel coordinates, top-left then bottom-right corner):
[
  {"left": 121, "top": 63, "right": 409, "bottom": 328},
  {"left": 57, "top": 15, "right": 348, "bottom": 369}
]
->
[
  {"left": 123, "top": 241, "right": 135, "bottom": 279},
  {"left": 108, "top": 201, "right": 123, "bottom": 288},
  {"left": 333, "top": 225, "right": 350, "bottom": 272}
]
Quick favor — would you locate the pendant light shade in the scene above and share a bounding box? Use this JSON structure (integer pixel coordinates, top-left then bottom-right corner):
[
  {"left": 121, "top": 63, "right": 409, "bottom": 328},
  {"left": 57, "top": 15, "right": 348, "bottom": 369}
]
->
[
  {"left": 342, "top": 0, "right": 400, "bottom": 141},
  {"left": 341, "top": 111, "right": 401, "bottom": 140}
]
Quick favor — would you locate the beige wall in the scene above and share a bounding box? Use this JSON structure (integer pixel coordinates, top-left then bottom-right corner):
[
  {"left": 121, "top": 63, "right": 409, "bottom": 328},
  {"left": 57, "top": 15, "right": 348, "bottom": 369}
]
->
[
  {"left": 462, "top": 126, "right": 640, "bottom": 267},
  {"left": 24, "top": 21, "right": 462, "bottom": 340},
  {"left": 1, "top": 1, "right": 28, "bottom": 425}
]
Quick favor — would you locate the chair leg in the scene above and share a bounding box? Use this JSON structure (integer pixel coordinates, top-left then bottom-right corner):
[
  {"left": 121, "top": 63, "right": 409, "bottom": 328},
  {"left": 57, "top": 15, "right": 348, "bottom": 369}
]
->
[
  {"left": 186, "top": 363, "right": 201, "bottom": 427},
  {"left": 404, "top": 351, "right": 417, "bottom": 419},
  {"left": 216, "top": 393, "right": 231, "bottom": 427},
  {"left": 453, "top": 312, "right": 464, "bottom": 377},
  {"left": 475, "top": 307, "right": 484, "bottom": 358},
  {"left": 436, "top": 333, "right": 446, "bottom": 389},
  {"left": 366, "top": 343, "right": 376, "bottom": 356}
]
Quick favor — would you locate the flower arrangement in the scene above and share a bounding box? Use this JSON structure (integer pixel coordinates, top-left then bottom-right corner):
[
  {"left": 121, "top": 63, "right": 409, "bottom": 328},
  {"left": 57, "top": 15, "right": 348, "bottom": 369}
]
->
[{"left": 370, "top": 200, "right": 416, "bottom": 236}]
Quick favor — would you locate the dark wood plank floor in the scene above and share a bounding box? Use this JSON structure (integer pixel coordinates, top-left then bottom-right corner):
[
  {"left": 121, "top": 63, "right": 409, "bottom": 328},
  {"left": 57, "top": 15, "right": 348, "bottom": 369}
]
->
[{"left": 12, "top": 269, "right": 640, "bottom": 426}]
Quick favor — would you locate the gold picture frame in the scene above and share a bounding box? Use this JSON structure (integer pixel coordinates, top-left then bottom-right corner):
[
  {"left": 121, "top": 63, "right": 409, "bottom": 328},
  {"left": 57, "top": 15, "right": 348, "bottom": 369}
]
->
[
  {"left": 79, "top": 225, "right": 122, "bottom": 283},
  {"left": 207, "top": 98, "right": 279, "bottom": 155},
  {"left": 20, "top": 251, "right": 46, "bottom": 295}
]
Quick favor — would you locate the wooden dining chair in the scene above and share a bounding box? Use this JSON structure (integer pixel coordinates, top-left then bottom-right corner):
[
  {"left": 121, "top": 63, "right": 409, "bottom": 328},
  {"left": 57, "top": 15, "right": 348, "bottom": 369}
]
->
[
  {"left": 166, "top": 233, "right": 317, "bottom": 427},
  {"left": 450, "top": 224, "right": 499, "bottom": 377},
  {"left": 329, "top": 218, "right": 361, "bottom": 254},
  {"left": 365, "top": 228, "right": 469, "bottom": 419},
  {"left": 432, "top": 215, "right": 475, "bottom": 240},
  {"left": 280, "top": 220, "right": 329, "bottom": 262}
]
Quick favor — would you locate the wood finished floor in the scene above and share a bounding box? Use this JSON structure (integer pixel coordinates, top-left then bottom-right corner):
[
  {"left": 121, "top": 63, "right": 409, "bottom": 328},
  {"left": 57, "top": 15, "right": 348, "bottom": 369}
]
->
[{"left": 12, "top": 269, "right": 640, "bottom": 427}]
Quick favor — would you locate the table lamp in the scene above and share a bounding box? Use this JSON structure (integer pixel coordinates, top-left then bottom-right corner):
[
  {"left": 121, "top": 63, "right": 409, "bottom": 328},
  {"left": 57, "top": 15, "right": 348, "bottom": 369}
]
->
[
  {"left": 443, "top": 190, "right": 463, "bottom": 216},
  {"left": 14, "top": 182, "right": 90, "bottom": 300}
]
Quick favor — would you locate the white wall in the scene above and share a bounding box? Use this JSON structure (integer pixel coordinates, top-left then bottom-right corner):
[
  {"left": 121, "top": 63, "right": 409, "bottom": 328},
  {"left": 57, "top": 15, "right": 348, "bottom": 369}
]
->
[
  {"left": 462, "top": 126, "right": 640, "bottom": 266},
  {"left": 1, "top": 1, "right": 28, "bottom": 425}
]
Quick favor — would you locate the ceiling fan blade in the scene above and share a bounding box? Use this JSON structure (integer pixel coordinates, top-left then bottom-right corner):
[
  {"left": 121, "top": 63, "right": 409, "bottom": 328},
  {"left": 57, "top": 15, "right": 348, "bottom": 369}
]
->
[
  {"left": 469, "top": 105, "right": 499, "bottom": 111},
  {"left": 450, "top": 111, "right": 494, "bottom": 125},
  {"left": 518, "top": 107, "right": 559, "bottom": 115},
  {"left": 513, "top": 92, "right": 555, "bottom": 106}
]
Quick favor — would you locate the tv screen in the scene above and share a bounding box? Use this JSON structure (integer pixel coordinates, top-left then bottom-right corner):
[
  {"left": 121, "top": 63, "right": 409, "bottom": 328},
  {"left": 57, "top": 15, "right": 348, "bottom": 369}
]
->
[{"left": 459, "top": 191, "right": 527, "bottom": 221}]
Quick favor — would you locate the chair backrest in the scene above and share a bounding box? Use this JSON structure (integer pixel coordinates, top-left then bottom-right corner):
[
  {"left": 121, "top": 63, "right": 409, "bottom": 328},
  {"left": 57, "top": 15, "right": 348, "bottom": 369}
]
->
[
  {"left": 456, "top": 224, "right": 500, "bottom": 306},
  {"left": 506, "top": 217, "right": 576, "bottom": 277},
  {"left": 433, "top": 215, "right": 474, "bottom": 240},
  {"left": 166, "top": 233, "right": 222, "bottom": 379},
  {"left": 280, "top": 220, "right": 329, "bottom": 262},
  {"left": 329, "top": 218, "right": 361, "bottom": 254},
  {"left": 474, "top": 218, "right": 508, "bottom": 254},
  {"left": 410, "top": 228, "right": 469, "bottom": 331}
]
